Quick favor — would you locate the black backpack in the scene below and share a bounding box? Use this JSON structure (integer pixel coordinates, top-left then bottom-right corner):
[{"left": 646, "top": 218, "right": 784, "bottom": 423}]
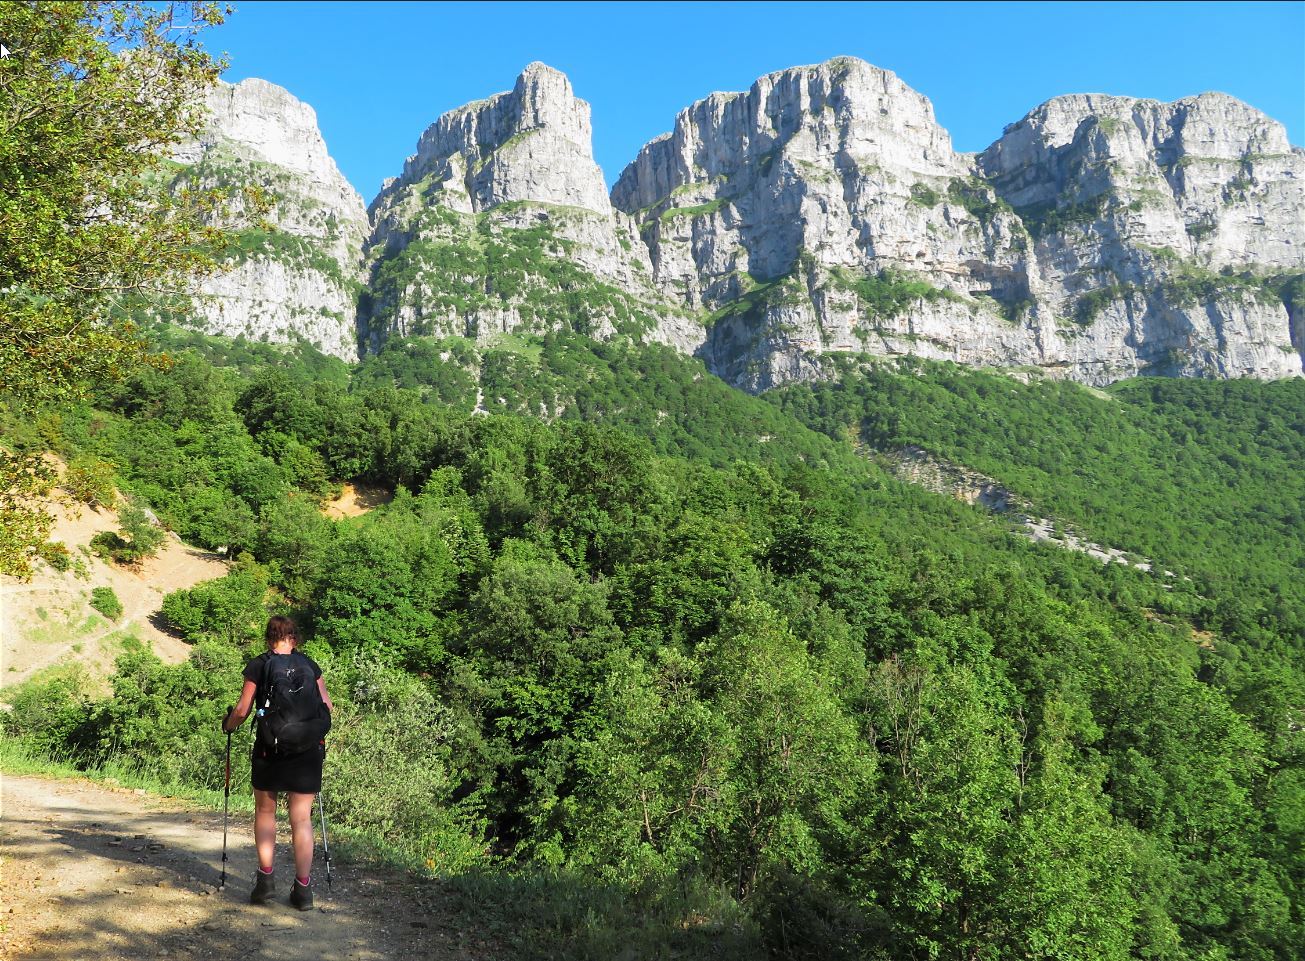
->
[{"left": 255, "top": 652, "right": 331, "bottom": 755}]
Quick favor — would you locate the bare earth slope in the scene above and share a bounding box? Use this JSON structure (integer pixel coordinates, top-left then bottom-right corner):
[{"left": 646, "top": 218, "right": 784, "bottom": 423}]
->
[
  {"left": 0, "top": 774, "right": 494, "bottom": 961},
  {"left": 1, "top": 500, "right": 226, "bottom": 693}
]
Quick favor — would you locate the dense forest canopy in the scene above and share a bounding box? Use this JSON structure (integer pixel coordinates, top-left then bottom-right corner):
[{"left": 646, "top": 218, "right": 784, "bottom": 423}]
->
[
  {"left": 769, "top": 359, "right": 1305, "bottom": 664},
  {"left": 4, "top": 327, "right": 1302, "bottom": 960}
]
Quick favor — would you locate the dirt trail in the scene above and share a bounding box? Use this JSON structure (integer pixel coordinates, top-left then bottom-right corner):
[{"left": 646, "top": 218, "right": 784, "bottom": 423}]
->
[{"left": 0, "top": 774, "right": 495, "bottom": 961}]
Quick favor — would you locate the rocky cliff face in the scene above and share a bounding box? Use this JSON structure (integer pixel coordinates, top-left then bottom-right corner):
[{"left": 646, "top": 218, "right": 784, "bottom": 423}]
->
[
  {"left": 174, "top": 61, "right": 1302, "bottom": 392},
  {"left": 360, "top": 63, "right": 698, "bottom": 354},
  {"left": 171, "top": 78, "right": 368, "bottom": 360},
  {"left": 977, "top": 92, "right": 1304, "bottom": 383},
  {"left": 612, "top": 58, "right": 1304, "bottom": 390}
]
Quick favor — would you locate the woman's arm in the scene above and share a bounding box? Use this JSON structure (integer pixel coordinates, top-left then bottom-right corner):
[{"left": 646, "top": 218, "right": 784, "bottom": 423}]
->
[
  {"left": 223, "top": 679, "right": 258, "bottom": 733},
  {"left": 317, "top": 676, "right": 334, "bottom": 713}
]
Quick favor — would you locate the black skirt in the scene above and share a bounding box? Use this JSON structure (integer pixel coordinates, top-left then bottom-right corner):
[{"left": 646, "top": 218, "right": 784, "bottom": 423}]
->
[{"left": 250, "top": 743, "right": 324, "bottom": 794}]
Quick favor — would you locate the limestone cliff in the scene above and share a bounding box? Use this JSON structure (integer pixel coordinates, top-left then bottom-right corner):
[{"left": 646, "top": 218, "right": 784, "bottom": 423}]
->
[
  {"left": 613, "top": 58, "right": 1304, "bottom": 390},
  {"left": 170, "top": 61, "right": 1302, "bottom": 393},
  {"left": 361, "top": 63, "right": 697, "bottom": 354},
  {"left": 979, "top": 92, "right": 1305, "bottom": 383},
  {"left": 171, "top": 78, "right": 368, "bottom": 360}
]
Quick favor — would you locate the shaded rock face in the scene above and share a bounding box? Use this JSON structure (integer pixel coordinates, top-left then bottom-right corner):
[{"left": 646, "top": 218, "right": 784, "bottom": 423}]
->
[
  {"left": 172, "top": 78, "right": 369, "bottom": 360},
  {"left": 612, "top": 58, "right": 1304, "bottom": 390}
]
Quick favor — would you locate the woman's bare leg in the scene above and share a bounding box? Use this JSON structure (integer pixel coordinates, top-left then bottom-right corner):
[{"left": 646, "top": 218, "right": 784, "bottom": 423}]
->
[
  {"left": 253, "top": 788, "right": 278, "bottom": 872},
  {"left": 287, "top": 791, "right": 316, "bottom": 880}
]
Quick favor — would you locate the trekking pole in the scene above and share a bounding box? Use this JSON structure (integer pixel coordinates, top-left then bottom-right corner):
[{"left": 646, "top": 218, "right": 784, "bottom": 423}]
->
[
  {"left": 221, "top": 710, "right": 233, "bottom": 888},
  {"left": 317, "top": 791, "right": 333, "bottom": 891}
]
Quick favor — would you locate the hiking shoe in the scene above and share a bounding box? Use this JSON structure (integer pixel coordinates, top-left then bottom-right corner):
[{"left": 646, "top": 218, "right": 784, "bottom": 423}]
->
[
  {"left": 290, "top": 877, "right": 314, "bottom": 911},
  {"left": 250, "top": 870, "right": 276, "bottom": 905}
]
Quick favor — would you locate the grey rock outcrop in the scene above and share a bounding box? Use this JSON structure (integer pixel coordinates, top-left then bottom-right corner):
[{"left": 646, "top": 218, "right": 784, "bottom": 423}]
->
[
  {"left": 614, "top": 57, "right": 1304, "bottom": 390},
  {"left": 361, "top": 63, "right": 696, "bottom": 353},
  {"left": 378, "top": 62, "right": 610, "bottom": 217},
  {"left": 169, "top": 60, "right": 1302, "bottom": 393},
  {"left": 978, "top": 92, "right": 1304, "bottom": 382},
  {"left": 172, "top": 78, "right": 368, "bottom": 360}
]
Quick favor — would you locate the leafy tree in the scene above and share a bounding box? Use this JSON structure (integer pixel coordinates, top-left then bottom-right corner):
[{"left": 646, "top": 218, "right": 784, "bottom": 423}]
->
[
  {"left": 61, "top": 455, "right": 118, "bottom": 508},
  {"left": 161, "top": 557, "right": 271, "bottom": 646},
  {"left": 311, "top": 498, "right": 462, "bottom": 668},
  {"left": 255, "top": 495, "right": 336, "bottom": 602},
  {"left": 569, "top": 647, "right": 734, "bottom": 882},
  {"left": 701, "top": 600, "right": 874, "bottom": 900},
  {"left": 0, "top": 452, "right": 56, "bottom": 577},
  {"left": 997, "top": 704, "right": 1139, "bottom": 960},
  {"left": 858, "top": 652, "right": 1019, "bottom": 959},
  {"left": 455, "top": 546, "right": 624, "bottom": 854},
  {"left": 324, "top": 656, "right": 487, "bottom": 872},
  {"left": 0, "top": 1, "right": 233, "bottom": 575}
]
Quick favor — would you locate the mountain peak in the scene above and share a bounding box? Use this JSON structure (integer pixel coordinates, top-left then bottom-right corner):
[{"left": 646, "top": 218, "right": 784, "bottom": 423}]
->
[{"left": 377, "top": 63, "right": 608, "bottom": 217}]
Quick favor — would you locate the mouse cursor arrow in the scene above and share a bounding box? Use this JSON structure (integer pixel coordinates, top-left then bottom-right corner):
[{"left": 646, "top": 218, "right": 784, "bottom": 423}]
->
[{"left": 0, "top": 45, "right": 10, "bottom": 58}]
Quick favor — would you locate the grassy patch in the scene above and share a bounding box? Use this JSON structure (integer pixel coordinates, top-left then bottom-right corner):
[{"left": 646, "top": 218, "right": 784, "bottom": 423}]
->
[
  {"left": 947, "top": 176, "right": 1014, "bottom": 226},
  {"left": 368, "top": 210, "right": 664, "bottom": 340},
  {"left": 0, "top": 737, "right": 254, "bottom": 813},
  {"left": 1014, "top": 192, "right": 1109, "bottom": 239},
  {"left": 659, "top": 197, "right": 729, "bottom": 222},
  {"left": 705, "top": 271, "right": 807, "bottom": 328},
  {"left": 446, "top": 868, "right": 762, "bottom": 961},
  {"left": 1074, "top": 284, "right": 1137, "bottom": 325},
  {"left": 828, "top": 266, "right": 966, "bottom": 320},
  {"left": 219, "top": 227, "right": 355, "bottom": 292},
  {"left": 909, "top": 183, "right": 942, "bottom": 208}
]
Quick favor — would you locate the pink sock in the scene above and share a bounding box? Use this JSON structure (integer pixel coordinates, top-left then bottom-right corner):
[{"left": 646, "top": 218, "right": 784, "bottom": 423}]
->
[
  {"left": 258, "top": 866, "right": 273, "bottom": 875},
  {"left": 297, "top": 875, "right": 311, "bottom": 886}
]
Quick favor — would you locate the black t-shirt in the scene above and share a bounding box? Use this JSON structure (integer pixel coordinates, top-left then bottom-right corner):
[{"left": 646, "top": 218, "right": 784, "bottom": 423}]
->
[{"left": 243, "top": 651, "right": 323, "bottom": 692}]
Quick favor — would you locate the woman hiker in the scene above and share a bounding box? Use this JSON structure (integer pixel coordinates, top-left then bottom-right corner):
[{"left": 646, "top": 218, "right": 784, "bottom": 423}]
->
[{"left": 223, "top": 615, "right": 334, "bottom": 910}]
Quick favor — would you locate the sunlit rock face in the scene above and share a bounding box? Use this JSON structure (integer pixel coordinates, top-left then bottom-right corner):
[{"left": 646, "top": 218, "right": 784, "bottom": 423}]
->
[
  {"left": 171, "top": 77, "right": 369, "bottom": 360},
  {"left": 613, "top": 58, "right": 1303, "bottom": 390},
  {"left": 171, "top": 62, "right": 1303, "bottom": 391},
  {"left": 360, "top": 63, "right": 695, "bottom": 354}
]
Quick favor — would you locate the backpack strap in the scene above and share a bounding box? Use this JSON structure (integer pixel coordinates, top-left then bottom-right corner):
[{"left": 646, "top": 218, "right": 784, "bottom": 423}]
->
[{"left": 258, "top": 652, "right": 275, "bottom": 708}]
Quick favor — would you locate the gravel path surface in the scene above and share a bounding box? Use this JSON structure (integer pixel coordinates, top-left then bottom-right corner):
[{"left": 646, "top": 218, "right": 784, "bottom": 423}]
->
[{"left": 0, "top": 774, "right": 496, "bottom": 961}]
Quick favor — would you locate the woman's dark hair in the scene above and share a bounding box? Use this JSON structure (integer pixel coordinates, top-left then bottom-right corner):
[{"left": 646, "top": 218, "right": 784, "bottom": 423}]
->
[{"left": 265, "top": 615, "right": 300, "bottom": 647}]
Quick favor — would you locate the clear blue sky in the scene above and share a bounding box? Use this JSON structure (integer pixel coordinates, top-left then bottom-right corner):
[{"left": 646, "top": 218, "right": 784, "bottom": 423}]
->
[{"left": 206, "top": 1, "right": 1305, "bottom": 203}]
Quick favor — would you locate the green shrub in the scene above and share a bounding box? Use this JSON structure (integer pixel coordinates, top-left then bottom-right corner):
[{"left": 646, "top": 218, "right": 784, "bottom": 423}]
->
[
  {"left": 161, "top": 560, "right": 269, "bottom": 645},
  {"left": 90, "top": 586, "right": 123, "bottom": 621},
  {"left": 89, "top": 641, "right": 249, "bottom": 791},
  {"left": 39, "top": 541, "right": 71, "bottom": 571},
  {"left": 0, "top": 666, "right": 102, "bottom": 762},
  {"left": 89, "top": 502, "right": 165, "bottom": 565},
  {"left": 659, "top": 197, "right": 729, "bottom": 222},
  {"left": 62, "top": 456, "right": 117, "bottom": 507},
  {"left": 324, "top": 656, "right": 487, "bottom": 873},
  {"left": 909, "top": 183, "right": 941, "bottom": 208}
]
